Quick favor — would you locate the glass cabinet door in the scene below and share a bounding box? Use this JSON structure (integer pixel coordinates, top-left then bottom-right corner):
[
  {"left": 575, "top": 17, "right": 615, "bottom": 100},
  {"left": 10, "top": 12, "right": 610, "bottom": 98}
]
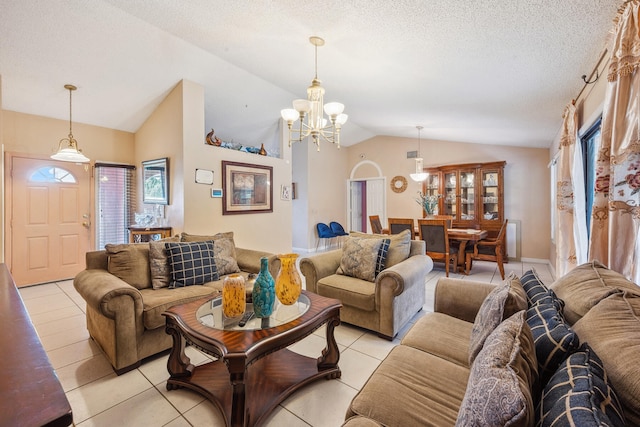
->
[
  {"left": 425, "top": 173, "right": 440, "bottom": 215},
  {"left": 443, "top": 172, "right": 457, "bottom": 217},
  {"left": 482, "top": 169, "right": 501, "bottom": 222},
  {"left": 460, "top": 170, "right": 476, "bottom": 221}
]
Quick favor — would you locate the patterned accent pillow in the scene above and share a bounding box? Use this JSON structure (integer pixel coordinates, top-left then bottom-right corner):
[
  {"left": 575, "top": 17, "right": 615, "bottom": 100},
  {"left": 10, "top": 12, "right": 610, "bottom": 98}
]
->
[
  {"left": 166, "top": 241, "right": 218, "bottom": 287},
  {"left": 212, "top": 236, "right": 241, "bottom": 276},
  {"left": 374, "top": 238, "right": 391, "bottom": 277},
  {"left": 149, "top": 236, "right": 180, "bottom": 289},
  {"left": 456, "top": 311, "right": 538, "bottom": 427},
  {"left": 538, "top": 343, "right": 626, "bottom": 427},
  {"left": 337, "top": 237, "right": 384, "bottom": 282},
  {"left": 526, "top": 302, "right": 580, "bottom": 387},
  {"left": 468, "top": 274, "right": 528, "bottom": 365},
  {"left": 180, "top": 231, "right": 234, "bottom": 242},
  {"left": 348, "top": 230, "right": 411, "bottom": 267}
]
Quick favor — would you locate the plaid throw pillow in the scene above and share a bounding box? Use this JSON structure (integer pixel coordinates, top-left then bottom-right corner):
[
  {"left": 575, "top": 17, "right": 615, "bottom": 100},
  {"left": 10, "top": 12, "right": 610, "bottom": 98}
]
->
[
  {"left": 374, "top": 238, "right": 391, "bottom": 277},
  {"left": 538, "top": 343, "right": 626, "bottom": 427},
  {"left": 166, "top": 241, "right": 218, "bottom": 287},
  {"left": 521, "top": 269, "right": 564, "bottom": 310}
]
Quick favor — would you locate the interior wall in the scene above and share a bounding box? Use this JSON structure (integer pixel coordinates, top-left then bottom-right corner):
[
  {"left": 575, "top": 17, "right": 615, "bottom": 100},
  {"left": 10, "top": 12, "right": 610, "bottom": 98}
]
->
[
  {"left": 291, "top": 140, "right": 310, "bottom": 251},
  {"left": 346, "top": 136, "right": 550, "bottom": 260}
]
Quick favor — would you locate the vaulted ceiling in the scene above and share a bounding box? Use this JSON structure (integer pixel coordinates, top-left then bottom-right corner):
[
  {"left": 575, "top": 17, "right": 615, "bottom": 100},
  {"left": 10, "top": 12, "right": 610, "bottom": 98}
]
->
[{"left": 0, "top": 1, "right": 619, "bottom": 149}]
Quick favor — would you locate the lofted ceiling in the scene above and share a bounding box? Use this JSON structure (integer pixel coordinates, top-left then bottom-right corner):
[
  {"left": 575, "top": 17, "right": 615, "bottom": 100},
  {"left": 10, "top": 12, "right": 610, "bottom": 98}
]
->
[{"left": 0, "top": 1, "right": 619, "bottom": 150}]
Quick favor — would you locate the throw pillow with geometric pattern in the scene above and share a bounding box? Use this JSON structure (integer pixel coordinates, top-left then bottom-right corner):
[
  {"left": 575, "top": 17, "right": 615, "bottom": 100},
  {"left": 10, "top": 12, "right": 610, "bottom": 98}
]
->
[
  {"left": 521, "top": 269, "right": 564, "bottom": 310},
  {"left": 166, "top": 240, "right": 218, "bottom": 287},
  {"left": 374, "top": 238, "right": 391, "bottom": 277}
]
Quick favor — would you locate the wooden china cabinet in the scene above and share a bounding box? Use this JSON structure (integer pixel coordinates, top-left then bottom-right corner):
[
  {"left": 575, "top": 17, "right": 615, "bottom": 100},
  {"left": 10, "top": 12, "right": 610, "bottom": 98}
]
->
[{"left": 423, "top": 161, "right": 506, "bottom": 251}]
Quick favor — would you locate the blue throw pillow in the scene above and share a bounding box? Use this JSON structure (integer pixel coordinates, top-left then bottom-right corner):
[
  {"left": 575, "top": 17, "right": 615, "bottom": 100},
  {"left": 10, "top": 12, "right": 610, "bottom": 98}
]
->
[
  {"left": 537, "top": 343, "right": 626, "bottom": 427},
  {"left": 166, "top": 240, "right": 218, "bottom": 287},
  {"left": 521, "top": 269, "right": 564, "bottom": 310},
  {"left": 526, "top": 302, "right": 580, "bottom": 387},
  {"left": 375, "top": 238, "right": 391, "bottom": 277}
]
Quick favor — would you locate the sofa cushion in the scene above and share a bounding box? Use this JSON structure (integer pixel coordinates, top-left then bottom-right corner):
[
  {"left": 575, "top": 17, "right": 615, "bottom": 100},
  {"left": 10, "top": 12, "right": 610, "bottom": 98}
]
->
[
  {"left": 105, "top": 243, "right": 151, "bottom": 290},
  {"left": 538, "top": 343, "right": 626, "bottom": 427},
  {"left": 166, "top": 241, "right": 218, "bottom": 287},
  {"left": 526, "top": 302, "right": 580, "bottom": 387},
  {"left": 549, "top": 260, "right": 639, "bottom": 324},
  {"left": 374, "top": 238, "right": 390, "bottom": 277},
  {"left": 349, "top": 230, "right": 411, "bottom": 268},
  {"left": 211, "top": 236, "right": 241, "bottom": 276},
  {"left": 456, "top": 311, "right": 538, "bottom": 427},
  {"left": 468, "top": 274, "right": 527, "bottom": 364},
  {"left": 180, "top": 231, "right": 234, "bottom": 242},
  {"left": 140, "top": 286, "right": 216, "bottom": 329},
  {"left": 401, "top": 312, "right": 473, "bottom": 367},
  {"left": 572, "top": 291, "right": 640, "bottom": 425},
  {"left": 149, "top": 236, "right": 180, "bottom": 289},
  {"left": 348, "top": 345, "right": 470, "bottom": 427},
  {"left": 317, "top": 274, "right": 376, "bottom": 311},
  {"left": 521, "top": 269, "right": 564, "bottom": 310},
  {"left": 337, "top": 237, "right": 384, "bottom": 282}
]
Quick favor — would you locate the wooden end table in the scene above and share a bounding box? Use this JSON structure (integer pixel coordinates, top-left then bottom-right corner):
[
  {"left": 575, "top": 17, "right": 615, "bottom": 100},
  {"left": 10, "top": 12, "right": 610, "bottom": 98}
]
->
[{"left": 163, "top": 290, "right": 342, "bottom": 427}]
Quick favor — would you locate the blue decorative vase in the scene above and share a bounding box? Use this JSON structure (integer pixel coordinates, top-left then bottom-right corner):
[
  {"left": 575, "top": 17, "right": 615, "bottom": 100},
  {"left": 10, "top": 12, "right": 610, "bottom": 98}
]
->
[{"left": 252, "top": 257, "right": 275, "bottom": 318}]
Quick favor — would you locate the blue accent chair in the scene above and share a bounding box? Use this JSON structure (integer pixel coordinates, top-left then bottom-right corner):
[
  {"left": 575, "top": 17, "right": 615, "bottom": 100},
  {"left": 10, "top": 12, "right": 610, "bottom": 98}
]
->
[
  {"left": 329, "top": 221, "right": 349, "bottom": 247},
  {"left": 316, "top": 223, "right": 337, "bottom": 251}
]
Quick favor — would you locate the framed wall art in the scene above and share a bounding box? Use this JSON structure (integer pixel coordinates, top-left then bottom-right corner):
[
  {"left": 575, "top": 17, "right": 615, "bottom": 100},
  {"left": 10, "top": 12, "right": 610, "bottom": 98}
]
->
[
  {"left": 142, "top": 157, "right": 169, "bottom": 205},
  {"left": 222, "top": 161, "right": 273, "bottom": 215}
]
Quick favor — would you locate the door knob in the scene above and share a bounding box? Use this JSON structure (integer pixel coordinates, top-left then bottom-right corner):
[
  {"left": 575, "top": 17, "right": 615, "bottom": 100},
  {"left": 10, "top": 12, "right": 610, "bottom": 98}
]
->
[{"left": 82, "top": 221, "right": 91, "bottom": 228}]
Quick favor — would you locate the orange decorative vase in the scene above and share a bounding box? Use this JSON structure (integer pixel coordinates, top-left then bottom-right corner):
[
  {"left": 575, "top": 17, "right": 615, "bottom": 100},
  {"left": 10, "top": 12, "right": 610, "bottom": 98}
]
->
[
  {"left": 275, "top": 253, "right": 302, "bottom": 305},
  {"left": 222, "top": 274, "right": 246, "bottom": 318}
]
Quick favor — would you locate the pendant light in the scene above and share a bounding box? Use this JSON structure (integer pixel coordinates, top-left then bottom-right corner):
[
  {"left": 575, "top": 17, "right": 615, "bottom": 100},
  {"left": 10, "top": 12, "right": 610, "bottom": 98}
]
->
[
  {"left": 51, "top": 84, "right": 90, "bottom": 163},
  {"left": 410, "top": 125, "right": 428, "bottom": 182}
]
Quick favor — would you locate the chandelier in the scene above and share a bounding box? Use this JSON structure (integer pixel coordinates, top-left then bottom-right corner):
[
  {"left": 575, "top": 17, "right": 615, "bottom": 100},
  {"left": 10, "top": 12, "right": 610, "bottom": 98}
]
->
[
  {"left": 281, "top": 36, "right": 348, "bottom": 151},
  {"left": 51, "top": 84, "right": 90, "bottom": 163},
  {"left": 410, "top": 126, "right": 428, "bottom": 182}
]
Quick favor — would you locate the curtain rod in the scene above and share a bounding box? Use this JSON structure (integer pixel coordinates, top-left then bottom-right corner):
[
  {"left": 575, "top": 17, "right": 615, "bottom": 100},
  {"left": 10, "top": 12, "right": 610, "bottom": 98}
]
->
[{"left": 574, "top": 48, "right": 609, "bottom": 105}]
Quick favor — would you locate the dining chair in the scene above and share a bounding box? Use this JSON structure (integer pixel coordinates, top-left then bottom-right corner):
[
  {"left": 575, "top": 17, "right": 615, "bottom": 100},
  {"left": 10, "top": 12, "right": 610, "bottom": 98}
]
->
[
  {"left": 417, "top": 219, "right": 457, "bottom": 276},
  {"left": 316, "top": 222, "right": 337, "bottom": 251},
  {"left": 387, "top": 218, "right": 416, "bottom": 239},
  {"left": 466, "top": 219, "right": 508, "bottom": 279},
  {"left": 369, "top": 215, "right": 389, "bottom": 234},
  {"left": 329, "top": 221, "right": 349, "bottom": 246}
]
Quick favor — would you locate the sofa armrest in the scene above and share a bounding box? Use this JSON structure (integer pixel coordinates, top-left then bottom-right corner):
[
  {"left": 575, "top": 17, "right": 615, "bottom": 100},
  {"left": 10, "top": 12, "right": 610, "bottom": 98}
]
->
[
  {"left": 73, "top": 269, "right": 143, "bottom": 320},
  {"left": 434, "top": 277, "right": 496, "bottom": 322},
  {"left": 376, "top": 254, "right": 432, "bottom": 300},
  {"left": 299, "top": 250, "right": 342, "bottom": 293},
  {"left": 235, "top": 247, "right": 279, "bottom": 278}
]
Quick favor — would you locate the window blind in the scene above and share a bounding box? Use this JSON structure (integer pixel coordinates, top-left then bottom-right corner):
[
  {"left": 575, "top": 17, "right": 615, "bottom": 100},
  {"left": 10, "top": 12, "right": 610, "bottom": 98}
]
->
[{"left": 95, "top": 163, "right": 136, "bottom": 249}]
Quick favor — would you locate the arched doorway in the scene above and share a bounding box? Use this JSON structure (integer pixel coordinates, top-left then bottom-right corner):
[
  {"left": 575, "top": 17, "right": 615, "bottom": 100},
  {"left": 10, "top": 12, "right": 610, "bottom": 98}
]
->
[{"left": 347, "top": 160, "right": 386, "bottom": 233}]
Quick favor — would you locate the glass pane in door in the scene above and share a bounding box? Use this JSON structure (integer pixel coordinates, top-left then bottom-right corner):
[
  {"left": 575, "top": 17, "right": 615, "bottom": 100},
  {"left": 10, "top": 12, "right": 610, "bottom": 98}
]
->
[
  {"left": 482, "top": 170, "right": 499, "bottom": 221},
  {"left": 460, "top": 171, "right": 475, "bottom": 220},
  {"left": 444, "top": 172, "right": 457, "bottom": 217}
]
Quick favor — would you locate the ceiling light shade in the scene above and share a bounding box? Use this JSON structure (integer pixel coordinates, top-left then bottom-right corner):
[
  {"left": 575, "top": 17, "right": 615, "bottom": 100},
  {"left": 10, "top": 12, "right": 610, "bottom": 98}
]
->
[
  {"left": 410, "top": 126, "right": 428, "bottom": 182},
  {"left": 281, "top": 36, "right": 347, "bottom": 151},
  {"left": 51, "top": 84, "right": 90, "bottom": 163}
]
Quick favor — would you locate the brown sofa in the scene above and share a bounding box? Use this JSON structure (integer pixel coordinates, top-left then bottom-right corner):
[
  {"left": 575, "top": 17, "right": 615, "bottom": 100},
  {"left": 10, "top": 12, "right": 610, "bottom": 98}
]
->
[
  {"left": 74, "top": 232, "right": 278, "bottom": 374},
  {"left": 300, "top": 230, "right": 433, "bottom": 339},
  {"left": 343, "top": 261, "right": 640, "bottom": 426}
]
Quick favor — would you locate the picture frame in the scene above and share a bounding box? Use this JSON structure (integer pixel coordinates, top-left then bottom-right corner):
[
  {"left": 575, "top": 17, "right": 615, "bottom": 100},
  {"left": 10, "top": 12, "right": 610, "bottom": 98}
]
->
[
  {"left": 222, "top": 161, "right": 273, "bottom": 215},
  {"left": 142, "top": 158, "right": 169, "bottom": 205}
]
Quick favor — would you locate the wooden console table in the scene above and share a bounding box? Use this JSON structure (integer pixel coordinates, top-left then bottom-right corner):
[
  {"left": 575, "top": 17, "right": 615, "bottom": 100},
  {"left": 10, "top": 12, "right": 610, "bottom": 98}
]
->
[
  {"left": 128, "top": 226, "right": 172, "bottom": 243},
  {"left": 0, "top": 264, "right": 73, "bottom": 426}
]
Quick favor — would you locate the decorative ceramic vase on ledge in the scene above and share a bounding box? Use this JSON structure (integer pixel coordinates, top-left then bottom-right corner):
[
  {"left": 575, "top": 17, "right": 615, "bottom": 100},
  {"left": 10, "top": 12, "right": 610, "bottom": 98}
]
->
[
  {"left": 222, "top": 274, "right": 246, "bottom": 318},
  {"left": 252, "top": 257, "right": 275, "bottom": 318},
  {"left": 275, "top": 253, "right": 302, "bottom": 305}
]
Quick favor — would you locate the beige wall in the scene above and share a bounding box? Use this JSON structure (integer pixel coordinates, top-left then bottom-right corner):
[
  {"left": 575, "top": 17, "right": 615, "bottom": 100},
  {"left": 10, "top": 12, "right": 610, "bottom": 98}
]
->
[{"left": 346, "top": 136, "right": 551, "bottom": 260}]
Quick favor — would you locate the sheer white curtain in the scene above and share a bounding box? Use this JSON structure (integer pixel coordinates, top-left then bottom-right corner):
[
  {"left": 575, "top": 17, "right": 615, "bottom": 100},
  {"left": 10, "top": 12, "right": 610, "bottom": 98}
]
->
[
  {"left": 556, "top": 103, "right": 588, "bottom": 276},
  {"left": 589, "top": 1, "right": 640, "bottom": 282}
]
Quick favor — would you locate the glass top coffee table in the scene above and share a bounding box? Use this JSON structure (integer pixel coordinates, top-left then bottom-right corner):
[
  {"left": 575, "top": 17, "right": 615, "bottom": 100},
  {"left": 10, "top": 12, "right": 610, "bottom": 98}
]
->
[{"left": 163, "top": 290, "right": 342, "bottom": 427}]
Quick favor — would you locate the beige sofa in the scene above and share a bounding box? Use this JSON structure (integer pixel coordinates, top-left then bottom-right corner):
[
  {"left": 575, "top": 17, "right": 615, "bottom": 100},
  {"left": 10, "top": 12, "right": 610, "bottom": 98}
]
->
[
  {"left": 344, "top": 261, "right": 640, "bottom": 426},
  {"left": 300, "top": 230, "right": 433, "bottom": 339},
  {"left": 74, "top": 232, "right": 278, "bottom": 374}
]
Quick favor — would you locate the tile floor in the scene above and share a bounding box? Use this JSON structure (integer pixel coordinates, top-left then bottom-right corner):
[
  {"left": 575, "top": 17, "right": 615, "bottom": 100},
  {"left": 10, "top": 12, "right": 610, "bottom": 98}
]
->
[{"left": 19, "top": 260, "right": 555, "bottom": 427}]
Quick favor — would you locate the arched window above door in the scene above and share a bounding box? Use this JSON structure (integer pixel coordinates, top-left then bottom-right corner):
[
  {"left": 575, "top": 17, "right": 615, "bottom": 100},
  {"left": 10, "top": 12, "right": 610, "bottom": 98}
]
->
[{"left": 29, "top": 166, "right": 77, "bottom": 183}]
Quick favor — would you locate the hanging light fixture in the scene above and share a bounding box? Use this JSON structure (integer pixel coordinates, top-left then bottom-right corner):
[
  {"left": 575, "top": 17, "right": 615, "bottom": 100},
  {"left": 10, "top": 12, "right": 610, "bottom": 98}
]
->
[
  {"left": 51, "top": 84, "right": 90, "bottom": 163},
  {"left": 410, "top": 125, "right": 428, "bottom": 182},
  {"left": 281, "top": 36, "right": 348, "bottom": 151}
]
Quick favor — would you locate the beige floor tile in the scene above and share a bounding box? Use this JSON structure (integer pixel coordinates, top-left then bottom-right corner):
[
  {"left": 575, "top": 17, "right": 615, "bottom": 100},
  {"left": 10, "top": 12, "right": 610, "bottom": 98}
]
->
[
  {"left": 34, "top": 313, "right": 86, "bottom": 338},
  {"left": 47, "top": 338, "right": 102, "bottom": 370},
  {"left": 282, "top": 379, "right": 358, "bottom": 427},
  {"left": 337, "top": 348, "right": 382, "bottom": 390},
  {"left": 162, "top": 416, "right": 193, "bottom": 427},
  {"left": 158, "top": 381, "right": 207, "bottom": 414},
  {"left": 40, "top": 325, "right": 90, "bottom": 352},
  {"left": 75, "top": 387, "right": 179, "bottom": 427},
  {"left": 65, "top": 369, "right": 153, "bottom": 423},
  {"left": 182, "top": 399, "right": 227, "bottom": 427},
  {"left": 56, "top": 353, "right": 114, "bottom": 392},
  {"left": 19, "top": 282, "right": 63, "bottom": 300},
  {"left": 288, "top": 332, "right": 346, "bottom": 358},
  {"left": 22, "top": 291, "right": 76, "bottom": 315},
  {"left": 349, "top": 333, "right": 397, "bottom": 361},
  {"left": 28, "top": 305, "right": 84, "bottom": 325},
  {"left": 313, "top": 323, "right": 366, "bottom": 348},
  {"left": 262, "top": 406, "right": 311, "bottom": 426},
  {"left": 138, "top": 346, "right": 211, "bottom": 386}
]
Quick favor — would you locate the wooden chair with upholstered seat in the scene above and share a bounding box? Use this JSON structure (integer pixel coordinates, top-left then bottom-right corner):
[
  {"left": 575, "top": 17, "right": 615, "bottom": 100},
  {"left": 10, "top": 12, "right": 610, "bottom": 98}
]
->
[
  {"left": 387, "top": 218, "right": 416, "bottom": 240},
  {"left": 417, "top": 218, "right": 457, "bottom": 276},
  {"left": 465, "top": 219, "right": 508, "bottom": 279},
  {"left": 369, "top": 215, "right": 389, "bottom": 234}
]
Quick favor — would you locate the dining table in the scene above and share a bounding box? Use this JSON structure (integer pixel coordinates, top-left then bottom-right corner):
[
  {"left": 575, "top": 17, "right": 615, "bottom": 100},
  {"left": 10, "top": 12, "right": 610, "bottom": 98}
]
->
[{"left": 446, "top": 228, "right": 488, "bottom": 274}]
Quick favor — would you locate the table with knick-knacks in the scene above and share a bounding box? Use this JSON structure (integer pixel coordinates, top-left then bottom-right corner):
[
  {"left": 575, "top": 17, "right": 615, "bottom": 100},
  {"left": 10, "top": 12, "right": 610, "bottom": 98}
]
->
[{"left": 128, "top": 226, "right": 172, "bottom": 243}]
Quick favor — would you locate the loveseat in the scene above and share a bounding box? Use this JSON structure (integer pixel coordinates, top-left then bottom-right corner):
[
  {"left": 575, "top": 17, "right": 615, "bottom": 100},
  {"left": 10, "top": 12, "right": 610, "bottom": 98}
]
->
[
  {"left": 343, "top": 261, "right": 640, "bottom": 426},
  {"left": 74, "top": 232, "right": 279, "bottom": 374},
  {"left": 300, "top": 230, "right": 433, "bottom": 339}
]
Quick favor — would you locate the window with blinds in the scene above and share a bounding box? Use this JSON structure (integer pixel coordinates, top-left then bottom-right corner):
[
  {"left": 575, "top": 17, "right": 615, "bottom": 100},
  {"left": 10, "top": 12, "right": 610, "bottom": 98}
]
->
[{"left": 95, "top": 163, "right": 136, "bottom": 249}]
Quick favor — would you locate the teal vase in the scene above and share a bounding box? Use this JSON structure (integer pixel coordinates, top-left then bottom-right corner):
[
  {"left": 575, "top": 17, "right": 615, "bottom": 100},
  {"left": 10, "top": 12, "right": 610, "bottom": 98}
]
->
[{"left": 252, "top": 257, "right": 275, "bottom": 318}]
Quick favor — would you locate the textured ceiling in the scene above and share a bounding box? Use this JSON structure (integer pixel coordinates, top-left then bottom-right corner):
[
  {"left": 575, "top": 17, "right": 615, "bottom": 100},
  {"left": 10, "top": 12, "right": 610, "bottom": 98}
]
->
[{"left": 0, "top": 0, "right": 619, "bottom": 149}]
